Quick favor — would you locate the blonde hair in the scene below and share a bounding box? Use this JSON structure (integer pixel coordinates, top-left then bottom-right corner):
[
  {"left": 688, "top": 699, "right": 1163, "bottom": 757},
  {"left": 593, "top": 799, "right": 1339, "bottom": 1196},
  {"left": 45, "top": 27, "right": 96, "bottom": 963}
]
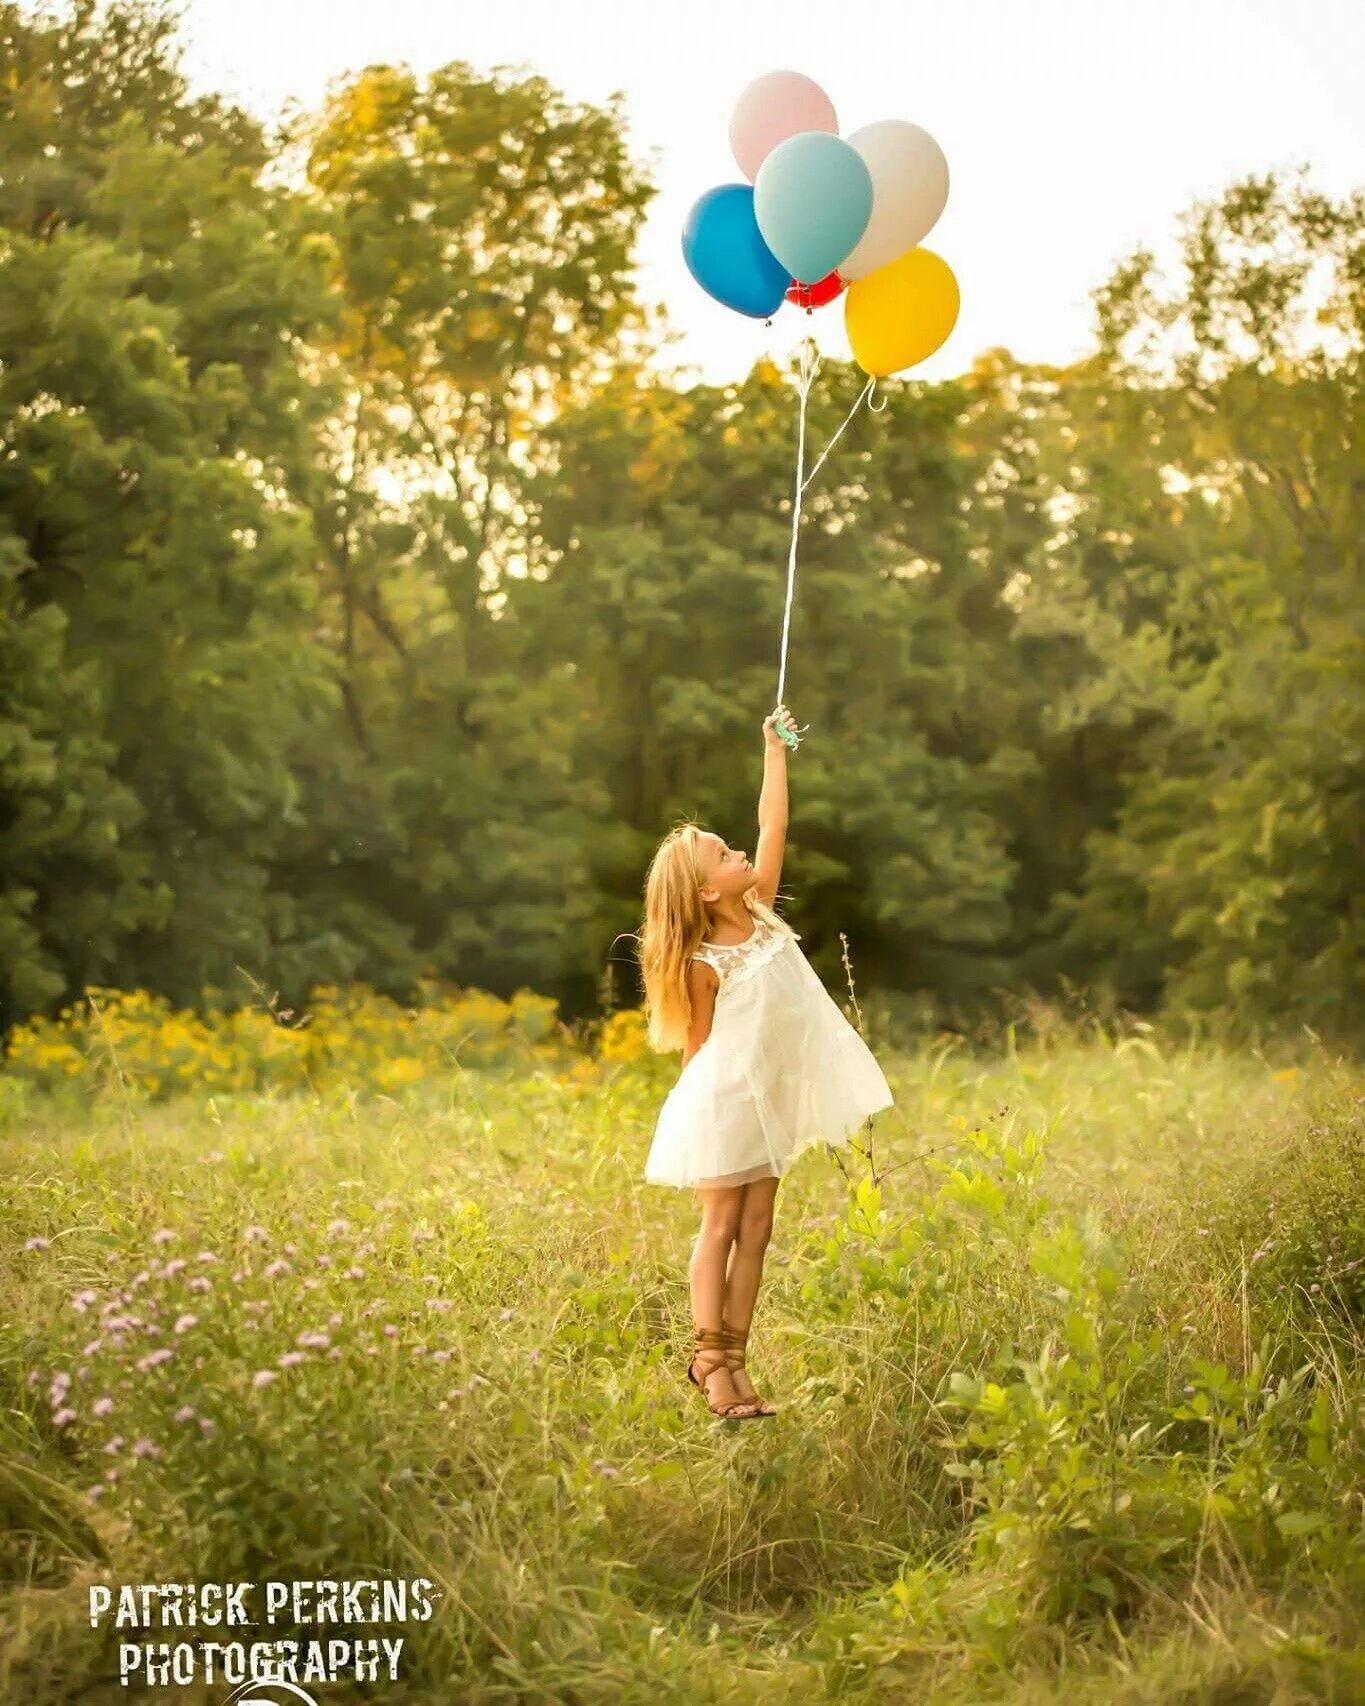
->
[{"left": 638, "top": 818, "right": 795, "bottom": 1053}]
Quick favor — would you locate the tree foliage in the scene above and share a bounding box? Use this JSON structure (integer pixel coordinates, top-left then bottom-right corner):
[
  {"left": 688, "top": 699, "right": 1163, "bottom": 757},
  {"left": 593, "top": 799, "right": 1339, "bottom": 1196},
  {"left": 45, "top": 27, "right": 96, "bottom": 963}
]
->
[{"left": 2, "top": 2, "right": 1360, "bottom": 1044}]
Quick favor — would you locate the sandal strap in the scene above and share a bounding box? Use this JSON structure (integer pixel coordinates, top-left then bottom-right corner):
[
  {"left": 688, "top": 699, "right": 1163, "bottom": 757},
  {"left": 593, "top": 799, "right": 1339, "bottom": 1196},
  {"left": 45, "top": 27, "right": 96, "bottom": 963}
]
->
[
  {"left": 690, "top": 1327, "right": 760, "bottom": 1416},
  {"left": 719, "top": 1319, "right": 775, "bottom": 1415},
  {"left": 720, "top": 1321, "right": 749, "bottom": 1357}
]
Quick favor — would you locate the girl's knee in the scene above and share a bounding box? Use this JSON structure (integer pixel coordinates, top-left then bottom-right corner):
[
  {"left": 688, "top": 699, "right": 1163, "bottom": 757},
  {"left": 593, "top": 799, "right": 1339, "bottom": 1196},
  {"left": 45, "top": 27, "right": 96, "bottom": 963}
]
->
[
  {"left": 694, "top": 1214, "right": 742, "bottom": 1250},
  {"left": 737, "top": 1210, "right": 773, "bottom": 1248}
]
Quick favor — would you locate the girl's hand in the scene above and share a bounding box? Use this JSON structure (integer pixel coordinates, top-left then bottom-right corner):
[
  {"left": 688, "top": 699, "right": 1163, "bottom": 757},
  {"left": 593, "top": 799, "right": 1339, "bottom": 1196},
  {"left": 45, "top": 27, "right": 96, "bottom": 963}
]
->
[{"left": 763, "top": 705, "right": 797, "bottom": 751}]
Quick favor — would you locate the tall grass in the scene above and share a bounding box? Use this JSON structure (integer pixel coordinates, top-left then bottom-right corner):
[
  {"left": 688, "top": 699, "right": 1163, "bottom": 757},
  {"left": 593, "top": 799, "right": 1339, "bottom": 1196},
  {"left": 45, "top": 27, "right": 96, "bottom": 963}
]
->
[{"left": 1, "top": 1020, "right": 1362, "bottom": 1703}]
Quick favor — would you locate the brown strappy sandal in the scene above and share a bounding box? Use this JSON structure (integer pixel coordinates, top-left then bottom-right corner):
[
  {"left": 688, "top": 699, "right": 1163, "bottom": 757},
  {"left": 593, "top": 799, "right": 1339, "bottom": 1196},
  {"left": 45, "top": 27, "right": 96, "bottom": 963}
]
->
[
  {"left": 722, "top": 1320, "right": 778, "bottom": 1416},
  {"left": 686, "top": 1325, "right": 763, "bottom": 1419}
]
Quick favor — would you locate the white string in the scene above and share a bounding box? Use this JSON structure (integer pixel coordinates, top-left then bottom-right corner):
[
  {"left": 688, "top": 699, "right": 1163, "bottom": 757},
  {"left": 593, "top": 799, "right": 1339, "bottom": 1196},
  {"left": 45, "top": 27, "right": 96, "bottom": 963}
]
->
[
  {"left": 775, "top": 342, "right": 882, "bottom": 712},
  {"left": 775, "top": 337, "right": 818, "bottom": 708},
  {"left": 800, "top": 378, "right": 874, "bottom": 495}
]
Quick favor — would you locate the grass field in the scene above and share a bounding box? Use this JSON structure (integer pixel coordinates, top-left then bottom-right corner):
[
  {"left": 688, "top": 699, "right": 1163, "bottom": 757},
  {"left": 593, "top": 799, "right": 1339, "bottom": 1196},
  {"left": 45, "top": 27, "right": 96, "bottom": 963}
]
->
[{"left": 2, "top": 1023, "right": 1363, "bottom": 1703}]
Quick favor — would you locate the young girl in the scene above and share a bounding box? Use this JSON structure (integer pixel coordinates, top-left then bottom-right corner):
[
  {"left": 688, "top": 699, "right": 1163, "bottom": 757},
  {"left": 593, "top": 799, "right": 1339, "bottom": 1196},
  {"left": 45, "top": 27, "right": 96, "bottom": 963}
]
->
[{"left": 638, "top": 706, "right": 895, "bottom": 1419}]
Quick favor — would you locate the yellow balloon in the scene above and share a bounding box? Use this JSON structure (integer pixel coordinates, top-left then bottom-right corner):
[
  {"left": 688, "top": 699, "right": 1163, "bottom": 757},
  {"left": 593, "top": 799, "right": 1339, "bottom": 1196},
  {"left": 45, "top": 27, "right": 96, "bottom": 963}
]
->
[{"left": 844, "top": 247, "right": 960, "bottom": 377}]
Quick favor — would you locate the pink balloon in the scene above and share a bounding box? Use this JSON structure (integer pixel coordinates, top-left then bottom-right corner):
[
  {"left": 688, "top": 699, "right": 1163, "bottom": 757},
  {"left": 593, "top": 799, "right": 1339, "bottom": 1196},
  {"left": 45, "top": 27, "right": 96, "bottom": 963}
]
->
[{"left": 729, "top": 70, "right": 838, "bottom": 183}]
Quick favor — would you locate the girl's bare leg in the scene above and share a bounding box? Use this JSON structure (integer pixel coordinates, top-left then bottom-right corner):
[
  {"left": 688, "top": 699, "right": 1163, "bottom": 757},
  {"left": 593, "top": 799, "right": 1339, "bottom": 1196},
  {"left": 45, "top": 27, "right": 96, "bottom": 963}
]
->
[
  {"left": 724, "top": 1177, "right": 778, "bottom": 1410},
  {"left": 689, "top": 1185, "right": 759, "bottom": 1415}
]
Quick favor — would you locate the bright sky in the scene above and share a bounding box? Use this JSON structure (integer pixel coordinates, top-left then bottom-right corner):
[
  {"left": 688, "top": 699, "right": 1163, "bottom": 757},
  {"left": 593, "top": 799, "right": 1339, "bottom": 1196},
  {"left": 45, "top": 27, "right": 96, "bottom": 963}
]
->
[{"left": 178, "top": 0, "right": 1363, "bottom": 387}]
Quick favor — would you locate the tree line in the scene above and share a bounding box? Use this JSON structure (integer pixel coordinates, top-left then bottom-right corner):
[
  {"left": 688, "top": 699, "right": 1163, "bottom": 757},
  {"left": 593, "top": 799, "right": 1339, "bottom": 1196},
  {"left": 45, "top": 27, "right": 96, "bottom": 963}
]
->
[{"left": 1, "top": 0, "right": 1360, "bottom": 1044}]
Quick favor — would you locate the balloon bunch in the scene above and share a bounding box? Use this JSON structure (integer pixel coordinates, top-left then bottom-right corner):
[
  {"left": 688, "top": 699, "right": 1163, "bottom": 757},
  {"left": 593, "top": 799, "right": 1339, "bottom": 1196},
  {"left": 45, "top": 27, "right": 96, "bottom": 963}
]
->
[{"left": 682, "top": 70, "right": 959, "bottom": 378}]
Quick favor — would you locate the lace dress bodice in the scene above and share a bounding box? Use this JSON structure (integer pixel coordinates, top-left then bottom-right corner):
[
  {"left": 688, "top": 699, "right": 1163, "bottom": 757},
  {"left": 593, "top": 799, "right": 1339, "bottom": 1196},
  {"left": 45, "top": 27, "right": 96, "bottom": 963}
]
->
[{"left": 692, "top": 916, "right": 800, "bottom": 994}]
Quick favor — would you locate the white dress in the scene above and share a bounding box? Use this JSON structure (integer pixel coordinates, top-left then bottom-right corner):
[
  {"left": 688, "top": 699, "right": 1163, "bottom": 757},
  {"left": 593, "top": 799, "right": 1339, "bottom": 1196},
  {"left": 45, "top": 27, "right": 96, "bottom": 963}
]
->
[{"left": 643, "top": 914, "right": 895, "bottom": 1189}]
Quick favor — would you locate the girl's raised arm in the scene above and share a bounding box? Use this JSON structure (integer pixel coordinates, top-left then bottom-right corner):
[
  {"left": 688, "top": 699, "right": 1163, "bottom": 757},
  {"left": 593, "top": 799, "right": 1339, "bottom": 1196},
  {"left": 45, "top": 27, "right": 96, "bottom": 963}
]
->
[{"left": 752, "top": 707, "right": 794, "bottom": 908}]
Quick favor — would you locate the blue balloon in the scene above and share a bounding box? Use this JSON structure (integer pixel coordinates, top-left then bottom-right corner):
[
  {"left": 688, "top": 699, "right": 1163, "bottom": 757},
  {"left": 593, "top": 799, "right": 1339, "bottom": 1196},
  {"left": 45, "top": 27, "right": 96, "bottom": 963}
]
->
[
  {"left": 682, "top": 184, "right": 790, "bottom": 320},
  {"left": 754, "top": 132, "right": 873, "bottom": 286}
]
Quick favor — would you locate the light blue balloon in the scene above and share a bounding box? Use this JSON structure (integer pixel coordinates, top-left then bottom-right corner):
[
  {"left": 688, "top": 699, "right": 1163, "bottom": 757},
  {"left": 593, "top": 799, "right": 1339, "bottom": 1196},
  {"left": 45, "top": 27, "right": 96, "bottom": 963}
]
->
[{"left": 754, "top": 132, "right": 873, "bottom": 286}]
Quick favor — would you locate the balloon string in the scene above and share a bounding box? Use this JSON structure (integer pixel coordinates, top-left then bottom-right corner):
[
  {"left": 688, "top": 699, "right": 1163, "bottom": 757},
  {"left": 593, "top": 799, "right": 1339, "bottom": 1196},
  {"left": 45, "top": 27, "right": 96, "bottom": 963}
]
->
[
  {"left": 800, "top": 377, "right": 874, "bottom": 495},
  {"left": 775, "top": 337, "right": 817, "bottom": 708},
  {"left": 775, "top": 345, "right": 889, "bottom": 710}
]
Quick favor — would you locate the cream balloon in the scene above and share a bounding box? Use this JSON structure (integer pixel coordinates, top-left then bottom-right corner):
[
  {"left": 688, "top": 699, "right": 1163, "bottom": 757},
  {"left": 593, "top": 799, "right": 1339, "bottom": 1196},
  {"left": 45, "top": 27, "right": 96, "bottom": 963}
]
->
[{"left": 837, "top": 120, "right": 949, "bottom": 283}]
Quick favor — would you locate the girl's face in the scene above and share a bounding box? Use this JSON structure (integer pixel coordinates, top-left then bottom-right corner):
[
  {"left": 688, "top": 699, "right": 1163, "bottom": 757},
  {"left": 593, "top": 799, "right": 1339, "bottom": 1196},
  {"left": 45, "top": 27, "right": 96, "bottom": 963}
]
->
[{"left": 697, "top": 832, "right": 755, "bottom": 902}]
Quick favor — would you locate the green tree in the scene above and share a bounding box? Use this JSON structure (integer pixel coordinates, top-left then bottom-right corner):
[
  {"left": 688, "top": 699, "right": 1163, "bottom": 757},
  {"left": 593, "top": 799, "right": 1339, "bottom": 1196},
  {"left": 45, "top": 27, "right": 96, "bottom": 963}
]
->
[
  {"left": 526, "top": 350, "right": 1041, "bottom": 1019},
  {"left": 0, "top": 0, "right": 335, "bottom": 1019},
  {"left": 1020, "top": 171, "right": 1364, "bottom": 1035},
  {"left": 280, "top": 57, "right": 655, "bottom": 996}
]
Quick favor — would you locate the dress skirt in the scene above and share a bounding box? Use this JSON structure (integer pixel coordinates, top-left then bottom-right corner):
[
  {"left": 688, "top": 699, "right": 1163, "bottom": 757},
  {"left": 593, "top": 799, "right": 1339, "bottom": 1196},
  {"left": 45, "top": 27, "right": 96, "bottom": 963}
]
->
[{"left": 643, "top": 923, "right": 894, "bottom": 1189}]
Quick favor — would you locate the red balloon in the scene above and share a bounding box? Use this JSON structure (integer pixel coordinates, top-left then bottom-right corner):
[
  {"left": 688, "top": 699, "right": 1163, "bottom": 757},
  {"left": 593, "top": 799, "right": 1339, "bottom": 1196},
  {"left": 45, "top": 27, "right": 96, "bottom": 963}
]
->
[{"left": 785, "top": 270, "right": 844, "bottom": 310}]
